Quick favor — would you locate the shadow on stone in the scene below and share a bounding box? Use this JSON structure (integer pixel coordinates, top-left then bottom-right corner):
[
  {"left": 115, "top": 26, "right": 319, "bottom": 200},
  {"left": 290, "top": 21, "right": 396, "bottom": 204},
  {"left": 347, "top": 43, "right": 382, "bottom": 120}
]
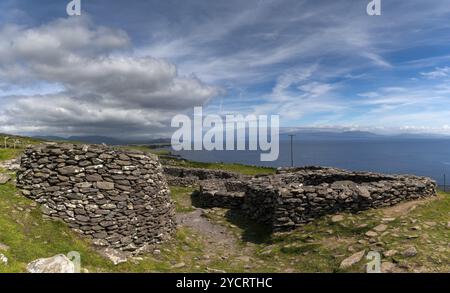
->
[
  {"left": 190, "top": 190, "right": 203, "bottom": 208},
  {"left": 224, "top": 209, "right": 273, "bottom": 244},
  {"left": 190, "top": 191, "right": 272, "bottom": 244}
]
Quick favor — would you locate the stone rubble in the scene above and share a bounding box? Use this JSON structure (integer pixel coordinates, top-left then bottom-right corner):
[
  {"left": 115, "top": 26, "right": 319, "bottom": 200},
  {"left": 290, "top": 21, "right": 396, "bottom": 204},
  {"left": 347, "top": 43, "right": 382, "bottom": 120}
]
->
[
  {"left": 0, "top": 158, "right": 21, "bottom": 172},
  {"left": 402, "top": 246, "right": 418, "bottom": 257},
  {"left": 100, "top": 248, "right": 128, "bottom": 265}
]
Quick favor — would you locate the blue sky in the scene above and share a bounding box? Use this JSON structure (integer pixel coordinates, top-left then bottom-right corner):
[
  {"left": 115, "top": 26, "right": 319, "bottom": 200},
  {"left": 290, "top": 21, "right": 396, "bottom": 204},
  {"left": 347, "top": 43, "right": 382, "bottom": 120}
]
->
[{"left": 1, "top": 0, "right": 450, "bottom": 138}]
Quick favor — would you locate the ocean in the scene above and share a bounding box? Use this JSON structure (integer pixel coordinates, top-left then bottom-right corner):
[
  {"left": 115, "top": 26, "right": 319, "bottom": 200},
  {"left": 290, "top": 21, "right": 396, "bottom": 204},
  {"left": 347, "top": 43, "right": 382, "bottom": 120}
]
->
[{"left": 171, "top": 138, "right": 450, "bottom": 185}]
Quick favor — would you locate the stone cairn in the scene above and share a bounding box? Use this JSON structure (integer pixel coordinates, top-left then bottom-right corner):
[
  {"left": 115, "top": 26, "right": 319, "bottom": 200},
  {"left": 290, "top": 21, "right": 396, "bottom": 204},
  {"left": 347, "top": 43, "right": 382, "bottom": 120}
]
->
[
  {"left": 17, "top": 143, "right": 176, "bottom": 251},
  {"left": 170, "top": 166, "right": 437, "bottom": 232}
]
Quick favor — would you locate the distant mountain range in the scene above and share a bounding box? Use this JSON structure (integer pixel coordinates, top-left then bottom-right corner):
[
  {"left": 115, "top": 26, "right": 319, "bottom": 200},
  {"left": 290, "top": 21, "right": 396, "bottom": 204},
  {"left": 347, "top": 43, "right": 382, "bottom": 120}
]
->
[
  {"left": 33, "top": 130, "right": 450, "bottom": 146},
  {"left": 33, "top": 135, "right": 171, "bottom": 145},
  {"left": 279, "top": 130, "right": 450, "bottom": 141}
]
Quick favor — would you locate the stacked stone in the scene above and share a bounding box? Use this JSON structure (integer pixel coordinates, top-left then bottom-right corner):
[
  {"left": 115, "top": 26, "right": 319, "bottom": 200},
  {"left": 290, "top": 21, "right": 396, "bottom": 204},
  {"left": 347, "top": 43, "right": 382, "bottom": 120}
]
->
[
  {"left": 276, "top": 166, "right": 396, "bottom": 185},
  {"left": 194, "top": 166, "right": 437, "bottom": 232},
  {"left": 196, "top": 180, "right": 245, "bottom": 209},
  {"left": 244, "top": 167, "right": 437, "bottom": 231},
  {"left": 17, "top": 143, "right": 176, "bottom": 251},
  {"left": 241, "top": 178, "right": 279, "bottom": 225},
  {"left": 163, "top": 166, "right": 244, "bottom": 186}
]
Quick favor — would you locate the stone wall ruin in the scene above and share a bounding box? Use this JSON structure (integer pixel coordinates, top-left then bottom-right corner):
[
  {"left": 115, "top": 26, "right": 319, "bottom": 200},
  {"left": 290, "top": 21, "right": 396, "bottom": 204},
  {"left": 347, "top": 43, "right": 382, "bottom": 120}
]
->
[{"left": 195, "top": 166, "right": 437, "bottom": 231}]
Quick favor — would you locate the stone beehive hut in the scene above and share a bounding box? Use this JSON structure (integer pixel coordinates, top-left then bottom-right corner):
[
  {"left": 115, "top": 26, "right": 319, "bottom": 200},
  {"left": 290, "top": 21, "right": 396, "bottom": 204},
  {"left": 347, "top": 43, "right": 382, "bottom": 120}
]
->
[{"left": 17, "top": 143, "right": 176, "bottom": 251}]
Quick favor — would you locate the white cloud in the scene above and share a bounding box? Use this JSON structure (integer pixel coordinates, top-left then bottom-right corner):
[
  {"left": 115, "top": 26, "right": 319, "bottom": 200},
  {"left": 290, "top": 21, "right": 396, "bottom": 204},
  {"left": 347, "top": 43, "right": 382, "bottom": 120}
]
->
[
  {"left": 0, "top": 17, "right": 219, "bottom": 138},
  {"left": 420, "top": 66, "right": 450, "bottom": 79},
  {"left": 3, "top": 0, "right": 450, "bottom": 137}
]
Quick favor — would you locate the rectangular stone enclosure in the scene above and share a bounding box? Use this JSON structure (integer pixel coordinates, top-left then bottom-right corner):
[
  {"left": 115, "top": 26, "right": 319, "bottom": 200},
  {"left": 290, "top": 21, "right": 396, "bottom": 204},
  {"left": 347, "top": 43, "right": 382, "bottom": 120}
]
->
[{"left": 197, "top": 166, "right": 437, "bottom": 231}]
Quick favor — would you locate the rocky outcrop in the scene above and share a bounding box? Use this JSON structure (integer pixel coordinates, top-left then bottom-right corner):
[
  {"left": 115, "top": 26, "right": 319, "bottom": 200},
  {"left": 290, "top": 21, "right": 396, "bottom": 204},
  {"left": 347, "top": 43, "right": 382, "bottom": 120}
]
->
[
  {"left": 196, "top": 166, "right": 437, "bottom": 231},
  {"left": 17, "top": 143, "right": 176, "bottom": 251},
  {"left": 26, "top": 254, "right": 75, "bottom": 273}
]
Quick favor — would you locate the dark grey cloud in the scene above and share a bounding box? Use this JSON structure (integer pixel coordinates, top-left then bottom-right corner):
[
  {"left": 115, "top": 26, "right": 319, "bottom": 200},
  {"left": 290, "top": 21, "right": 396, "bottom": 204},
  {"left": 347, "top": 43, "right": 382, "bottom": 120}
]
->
[
  {"left": 0, "top": 17, "right": 219, "bottom": 138},
  {"left": 2, "top": 0, "right": 450, "bottom": 136}
]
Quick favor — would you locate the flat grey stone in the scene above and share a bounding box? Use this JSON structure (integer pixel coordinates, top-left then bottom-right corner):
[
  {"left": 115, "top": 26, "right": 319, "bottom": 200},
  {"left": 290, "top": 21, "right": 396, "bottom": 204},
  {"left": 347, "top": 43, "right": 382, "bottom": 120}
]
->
[
  {"left": 26, "top": 254, "right": 75, "bottom": 273},
  {"left": 0, "top": 174, "right": 11, "bottom": 184},
  {"left": 339, "top": 250, "right": 366, "bottom": 269},
  {"left": 100, "top": 248, "right": 127, "bottom": 265}
]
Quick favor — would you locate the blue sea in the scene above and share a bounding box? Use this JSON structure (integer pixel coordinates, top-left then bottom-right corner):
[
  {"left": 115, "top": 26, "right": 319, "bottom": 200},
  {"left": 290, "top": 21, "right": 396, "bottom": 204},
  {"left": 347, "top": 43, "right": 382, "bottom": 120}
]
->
[{"left": 171, "top": 138, "right": 450, "bottom": 185}]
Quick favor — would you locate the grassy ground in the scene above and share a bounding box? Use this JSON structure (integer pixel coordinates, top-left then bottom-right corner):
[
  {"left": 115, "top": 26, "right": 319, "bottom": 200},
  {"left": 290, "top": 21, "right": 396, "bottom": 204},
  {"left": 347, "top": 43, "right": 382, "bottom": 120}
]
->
[
  {"left": 170, "top": 186, "right": 196, "bottom": 213},
  {"left": 0, "top": 147, "right": 448, "bottom": 273},
  {"left": 0, "top": 165, "right": 210, "bottom": 272},
  {"left": 0, "top": 149, "right": 22, "bottom": 161},
  {"left": 0, "top": 134, "right": 43, "bottom": 148},
  {"left": 162, "top": 159, "right": 276, "bottom": 176},
  {"left": 120, "top": 144, "right": 276, "bottom": 175},
  {"left": 0, "top": 178, "right": 114, "bottom": 272},
  {"left": 172, "top": 184, "right": 450, "bottom": 273},
  {"left": 118, "top": 145, "right": 171, "bottom": 156},
  {"left": 0, "top": 133, "right": 43, "bottom": 162}
]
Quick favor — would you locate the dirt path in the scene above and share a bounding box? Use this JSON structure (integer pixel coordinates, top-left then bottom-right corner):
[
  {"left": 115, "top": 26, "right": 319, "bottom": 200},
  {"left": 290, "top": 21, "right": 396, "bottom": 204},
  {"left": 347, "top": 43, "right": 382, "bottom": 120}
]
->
[
  {"left": 381, "top": 196, "right": 439, "bottom": 217},
  {"left": 175, "top": 208, "right": 258, "bottom": 272},
  {"left": 176, "top": 209, "right": 237, "bottom": 248}
]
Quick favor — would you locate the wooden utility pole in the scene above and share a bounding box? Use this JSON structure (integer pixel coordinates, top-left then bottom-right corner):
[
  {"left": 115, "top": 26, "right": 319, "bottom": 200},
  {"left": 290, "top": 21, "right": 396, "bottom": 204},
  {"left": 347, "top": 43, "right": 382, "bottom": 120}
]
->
[{"left": 288, "top": 134, "right": 295, "bottom": 167}]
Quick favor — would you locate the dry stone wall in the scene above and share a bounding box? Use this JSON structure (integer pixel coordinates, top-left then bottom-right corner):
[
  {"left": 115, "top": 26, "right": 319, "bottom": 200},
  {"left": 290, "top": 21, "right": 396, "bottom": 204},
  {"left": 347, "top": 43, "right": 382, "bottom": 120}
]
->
[
  {"left": 17, "top": 143, "right": 176, "bottom": 251},
  {"left": 196, "top": 180, "right": 245, "bottom": 209},
  {"left": 163, "top": 166, "right": 244, "bottom": 186},
  {"left": 197, "top": 166, "right": 437, "bottom": 231}
]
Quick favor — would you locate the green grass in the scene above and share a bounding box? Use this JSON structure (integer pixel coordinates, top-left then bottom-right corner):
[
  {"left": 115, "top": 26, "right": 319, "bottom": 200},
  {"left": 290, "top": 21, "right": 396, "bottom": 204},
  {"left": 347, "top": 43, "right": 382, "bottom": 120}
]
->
[
  {"left": 200, "top": 192, "right": 450, "bottom": 272},
  {"left": 0, "top": 177, "right": 116, "bottom": 272},
  {"left": 100, "top": 143, "right": 275, "bottom": 176},
  {"left": 376, "top": 192, "right": 450, "bottom": 272},
  {"left": 118, "top": 145, "right": 171, "bottom": 156},
  {"left": 0, "top": 133, "right": 44, "bottom": 162},
  {"left": 1, "top": 167, "right": 448, "bottom": 272},
  {"left": 163, "top": 159, "right": 276, "bottom": 176},
  {"left": 0, "top": 172, "right": 214, "bottom": 272},
  {"left": 1, "top": 136, "right": 448, "bottom": 273},
  {"left": 0, "top": 134, "right": 43, "bottom": 147},
  {"left": 0, "top": 147, "right": 205, "bottom": 272},
  {"left": 169, "top": 186, "right": 196, "bottom": 213},
  {"left": 116, "top": 144, "right": 275, "bottom": 176},
  {"left": 0, "top": 149, "right": 23, "bottom": 161}
]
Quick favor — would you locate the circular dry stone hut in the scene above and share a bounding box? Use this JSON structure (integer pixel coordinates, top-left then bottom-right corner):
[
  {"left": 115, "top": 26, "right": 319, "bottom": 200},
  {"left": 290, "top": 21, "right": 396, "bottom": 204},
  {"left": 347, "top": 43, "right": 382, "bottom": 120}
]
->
[{"left": 17, "top": 143, "right": 176, "bottom": 251}]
